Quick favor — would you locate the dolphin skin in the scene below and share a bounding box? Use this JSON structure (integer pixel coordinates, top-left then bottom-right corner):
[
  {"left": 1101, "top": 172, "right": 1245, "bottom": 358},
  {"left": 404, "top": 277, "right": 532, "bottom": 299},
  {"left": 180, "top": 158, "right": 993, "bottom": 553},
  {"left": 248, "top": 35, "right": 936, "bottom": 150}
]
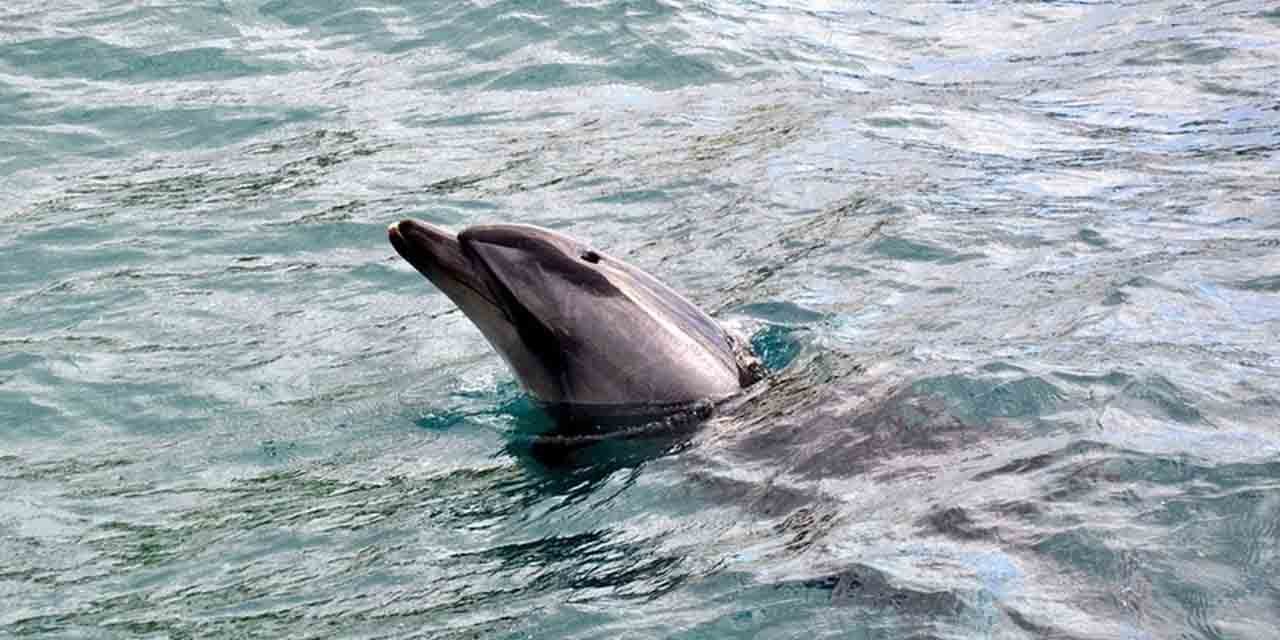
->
[{"left": 388, "top": 219, "right": 762, "bottom": 425}]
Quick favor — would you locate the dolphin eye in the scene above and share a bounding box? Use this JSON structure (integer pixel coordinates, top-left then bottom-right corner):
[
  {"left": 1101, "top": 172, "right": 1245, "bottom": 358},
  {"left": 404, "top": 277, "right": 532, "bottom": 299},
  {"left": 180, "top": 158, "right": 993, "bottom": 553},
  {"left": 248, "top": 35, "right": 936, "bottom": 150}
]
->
[{"left": 580, "top": 250, "right": 601, "bottom": 264}]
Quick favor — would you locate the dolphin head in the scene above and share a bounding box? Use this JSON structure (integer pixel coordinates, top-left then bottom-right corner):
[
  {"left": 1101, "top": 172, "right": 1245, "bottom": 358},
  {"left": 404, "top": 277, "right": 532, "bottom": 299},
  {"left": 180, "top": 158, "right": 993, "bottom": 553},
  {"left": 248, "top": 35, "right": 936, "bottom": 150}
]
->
[{"left": 388, "top": 219, "right": 758, "bottom": 412}]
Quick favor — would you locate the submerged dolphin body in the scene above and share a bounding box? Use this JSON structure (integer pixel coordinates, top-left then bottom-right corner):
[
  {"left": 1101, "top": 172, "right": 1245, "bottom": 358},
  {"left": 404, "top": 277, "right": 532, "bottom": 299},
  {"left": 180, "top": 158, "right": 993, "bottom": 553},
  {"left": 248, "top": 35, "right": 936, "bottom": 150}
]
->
[{"left": 388, "top": 219, "right": 762, "bottom": 424}]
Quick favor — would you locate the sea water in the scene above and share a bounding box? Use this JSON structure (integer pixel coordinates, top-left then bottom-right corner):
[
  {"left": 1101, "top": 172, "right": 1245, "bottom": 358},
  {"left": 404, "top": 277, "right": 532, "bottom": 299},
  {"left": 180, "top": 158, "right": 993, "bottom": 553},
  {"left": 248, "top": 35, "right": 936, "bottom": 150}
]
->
[{"left": 2, "top": 1, "right": 1279, "bottom": 638}]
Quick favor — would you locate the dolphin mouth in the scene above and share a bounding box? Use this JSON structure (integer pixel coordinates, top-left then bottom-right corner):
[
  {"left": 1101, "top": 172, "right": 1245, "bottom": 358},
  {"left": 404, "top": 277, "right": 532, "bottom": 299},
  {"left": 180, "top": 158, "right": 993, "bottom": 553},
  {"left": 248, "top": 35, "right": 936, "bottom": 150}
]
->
[
  {"left": 390, "top": 218, "right": 564, "bottom": 388},
  {"left": 388, "top": 219, "right": 501, "bottom": 311}
]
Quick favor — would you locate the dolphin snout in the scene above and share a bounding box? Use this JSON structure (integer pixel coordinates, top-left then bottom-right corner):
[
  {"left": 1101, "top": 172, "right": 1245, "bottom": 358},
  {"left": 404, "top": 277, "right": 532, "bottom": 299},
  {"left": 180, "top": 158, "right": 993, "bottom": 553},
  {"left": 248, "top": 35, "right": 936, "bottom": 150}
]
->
[
  {"left": 388, "top": 219, "right": 469, "bottom": 275},
  {"left": 390, "top": 219, "right": 459, "bottom": 249}
]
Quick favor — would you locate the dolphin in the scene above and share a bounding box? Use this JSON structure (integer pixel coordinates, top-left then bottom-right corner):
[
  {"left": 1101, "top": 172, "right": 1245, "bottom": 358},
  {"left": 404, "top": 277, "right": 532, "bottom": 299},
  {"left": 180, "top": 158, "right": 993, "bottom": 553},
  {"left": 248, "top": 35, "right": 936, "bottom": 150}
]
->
[{"left": 388, "top": 219, "right": 762, "bottom": 425}]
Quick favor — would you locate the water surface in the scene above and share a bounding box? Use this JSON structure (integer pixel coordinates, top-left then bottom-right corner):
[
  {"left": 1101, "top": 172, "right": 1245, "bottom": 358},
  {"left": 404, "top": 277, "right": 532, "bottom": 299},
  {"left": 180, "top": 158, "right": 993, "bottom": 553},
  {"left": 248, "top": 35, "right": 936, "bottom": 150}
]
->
[{"left": 2, "top": 1, "right": 1279, "bottom": 638}]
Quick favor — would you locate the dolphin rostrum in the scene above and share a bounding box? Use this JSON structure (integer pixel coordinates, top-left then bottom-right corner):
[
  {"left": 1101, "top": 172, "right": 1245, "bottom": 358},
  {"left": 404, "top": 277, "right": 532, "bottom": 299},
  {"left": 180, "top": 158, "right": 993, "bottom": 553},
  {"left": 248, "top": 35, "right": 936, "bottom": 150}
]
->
[{"left": 388, "top": 219, "right": 762, "bottom": 425}]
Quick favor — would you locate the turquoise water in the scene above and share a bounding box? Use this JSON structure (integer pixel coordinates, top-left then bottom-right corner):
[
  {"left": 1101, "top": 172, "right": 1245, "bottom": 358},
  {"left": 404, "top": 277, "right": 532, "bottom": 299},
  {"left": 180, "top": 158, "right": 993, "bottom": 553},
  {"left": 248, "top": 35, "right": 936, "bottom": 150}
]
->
[{"left": 3, "top": 1, "right": 1279, "bottom": 637}]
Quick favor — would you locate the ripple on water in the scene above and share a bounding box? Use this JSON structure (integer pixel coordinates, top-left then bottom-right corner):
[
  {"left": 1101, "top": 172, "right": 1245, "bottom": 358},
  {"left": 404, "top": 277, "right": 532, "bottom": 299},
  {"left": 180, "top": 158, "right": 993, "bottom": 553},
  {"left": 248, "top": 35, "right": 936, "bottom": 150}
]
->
[{"left": 2, "top": 0, "right": 1279, "bottom": 637}]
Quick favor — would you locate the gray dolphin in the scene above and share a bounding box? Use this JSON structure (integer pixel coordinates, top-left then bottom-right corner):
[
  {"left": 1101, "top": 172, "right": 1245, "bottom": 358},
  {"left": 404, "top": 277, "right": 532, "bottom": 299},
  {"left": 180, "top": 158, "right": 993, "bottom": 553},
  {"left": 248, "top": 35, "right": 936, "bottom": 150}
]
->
[{"left": 388, "top": 219, "right": 762, "bottom": 424}]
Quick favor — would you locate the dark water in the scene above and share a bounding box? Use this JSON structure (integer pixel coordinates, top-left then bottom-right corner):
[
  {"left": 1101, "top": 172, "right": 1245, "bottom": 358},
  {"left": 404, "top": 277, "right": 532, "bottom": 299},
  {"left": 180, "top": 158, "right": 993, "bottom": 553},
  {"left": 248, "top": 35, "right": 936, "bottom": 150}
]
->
[{"left": 3, "top": 1, "right": 1279, "bottom": 638}]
